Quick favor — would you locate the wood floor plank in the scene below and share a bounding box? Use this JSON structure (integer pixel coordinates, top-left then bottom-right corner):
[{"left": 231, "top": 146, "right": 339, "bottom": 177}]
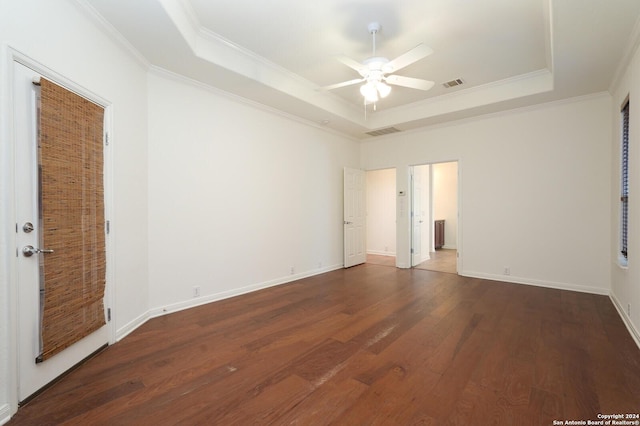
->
[
  {"left": 420, "top": 323, "right": 493, "bottom": 420},
  {"left": 533, "top": 321, "right": 565, "bottom": 393},
  {"left": 206, "top": 374, "right": 314, "bottom": 425},
  {"left": 528, "top": 387, "right": 564, "bottom": 426},
  {"left": 8, "top": 264, "right": 640, "bottom": 425},
  {"left": 332, "top": 275, "right": 434, "bottom": 342},
  {"left": 274, "top": 378, "right": 369, "bottom": 425}
]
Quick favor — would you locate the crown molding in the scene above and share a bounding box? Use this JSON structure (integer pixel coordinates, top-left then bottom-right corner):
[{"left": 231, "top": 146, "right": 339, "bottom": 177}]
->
[
  {"left": 148, "top": 65, "right": 360, "bottom": 142},
  {"left": 609, "top": 13, "right": 640, "bottom": 94},
  {"left": 71, "top": 0, "right": 150, "bottom": 71}
]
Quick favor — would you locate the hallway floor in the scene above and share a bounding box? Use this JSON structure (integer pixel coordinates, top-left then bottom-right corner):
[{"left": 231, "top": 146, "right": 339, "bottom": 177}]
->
[
  {"left": 367, "top": 249, "right": 457, "bottom": 274},
  {"left": 415, "top": 249, "right": 457, "bottom": 274}
]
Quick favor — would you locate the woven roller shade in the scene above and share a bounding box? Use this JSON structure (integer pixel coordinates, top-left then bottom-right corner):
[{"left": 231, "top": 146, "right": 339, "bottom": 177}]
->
[{"left": 39, "top": 78, "right": 106, "bottom": 361}]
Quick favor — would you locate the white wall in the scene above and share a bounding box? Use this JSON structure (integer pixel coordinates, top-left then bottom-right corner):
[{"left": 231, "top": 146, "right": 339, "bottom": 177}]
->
[
  {"left": 366, "top": 169, "right": 396, "bottom": 256},
  {"left": 147, "top": 71, "right": 360, "bottom": 313},
  {"left": 0, "top": 0, "right": 149, "bottom": 420},
  {"left": 433, "top": 162, "right": 458, "bottom": 249},
  {"left": 610, "top": 40, "right": 640, "bottom": 344},
  {"left": 362, "top": 94, "right": 612, "bottom": 294}
]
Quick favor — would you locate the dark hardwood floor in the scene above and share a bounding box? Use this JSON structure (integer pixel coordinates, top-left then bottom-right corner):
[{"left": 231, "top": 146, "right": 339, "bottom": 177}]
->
[{"left": 8, "top": 264, "right": 640, "bottom": 425}]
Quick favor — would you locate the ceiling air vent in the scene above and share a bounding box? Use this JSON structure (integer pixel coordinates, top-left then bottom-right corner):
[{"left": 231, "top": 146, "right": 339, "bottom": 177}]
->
[
  {"left": 366, "top": 127, "right": 401, "bottom": 137},
  {"left": 443, "top": 78, "right": 464, "bottom": 88}
]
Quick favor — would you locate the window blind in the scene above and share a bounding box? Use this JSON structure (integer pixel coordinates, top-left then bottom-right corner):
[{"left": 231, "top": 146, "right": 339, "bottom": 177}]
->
[{"left": 621, "top": 100, "right": 629, "bottom": 259}]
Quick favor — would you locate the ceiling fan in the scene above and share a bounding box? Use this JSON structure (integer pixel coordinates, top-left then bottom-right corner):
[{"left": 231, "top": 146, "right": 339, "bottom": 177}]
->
[{"left": 322, "top": 22, "right": 435, "bottom": 104}]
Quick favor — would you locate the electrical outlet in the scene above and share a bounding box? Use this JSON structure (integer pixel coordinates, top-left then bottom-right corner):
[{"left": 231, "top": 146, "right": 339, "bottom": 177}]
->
[
  {"left": 193, "top": 286, "right": 200, "bottom": 298},
  {"left": 503, "top": 267, "right": 510, "bottom": 276},
  {"left": 290, "top": 266, "right": 295, "bottom": 275}
]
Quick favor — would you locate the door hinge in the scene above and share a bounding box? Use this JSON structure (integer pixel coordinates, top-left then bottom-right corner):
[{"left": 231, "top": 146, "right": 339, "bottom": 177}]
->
[
  {"left": 411, "top": 248, "right": 414, "bottom": 254},
  {"left": 106, "top": 220, "right": 110, "bottom": 234},
  {"left": 105, "top": 132, "right": 109, "bottom": 146},
  {"left": 107, "top": 308, "right": 111, "bottom": 322}
]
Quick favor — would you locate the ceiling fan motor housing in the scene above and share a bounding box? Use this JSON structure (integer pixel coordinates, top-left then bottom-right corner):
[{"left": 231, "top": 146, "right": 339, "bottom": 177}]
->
[{"left": 360, "top": 57, "right": 391, "bottom": 78}]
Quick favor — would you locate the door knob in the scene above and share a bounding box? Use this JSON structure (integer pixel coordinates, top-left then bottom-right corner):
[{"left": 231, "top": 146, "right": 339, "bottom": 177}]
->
[{"left": 22, "top": 245, "right": 54, "bottom": 257}]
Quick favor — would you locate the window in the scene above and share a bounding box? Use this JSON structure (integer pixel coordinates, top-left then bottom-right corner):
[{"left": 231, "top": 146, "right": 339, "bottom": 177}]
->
[{"left": 621, "top": 99, "right": 629, "bottom": 264}]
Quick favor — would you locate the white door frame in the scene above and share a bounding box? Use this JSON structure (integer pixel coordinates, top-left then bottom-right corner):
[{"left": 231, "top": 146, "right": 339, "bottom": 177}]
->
[{"left": 2, "top": 48, "right": 115, "bottom": 410}]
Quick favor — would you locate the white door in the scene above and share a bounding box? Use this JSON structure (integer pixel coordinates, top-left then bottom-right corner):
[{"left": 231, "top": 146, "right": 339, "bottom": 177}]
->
[
  {"left": 14, "top": 62, "right": 109, "bottom": 401},
  {"left": 411, "top": 167, "right": 423, "bottom": 266},
  {"left": 344, "top": 167, "right": 366, "bottom": 267},
  {"left": 412, "top": 165, "right": 432, "bottom": 267}
]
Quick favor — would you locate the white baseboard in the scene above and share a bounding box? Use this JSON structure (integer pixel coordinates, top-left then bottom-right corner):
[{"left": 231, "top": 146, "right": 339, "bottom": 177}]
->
[
  {"left": 0, "top": 403, "right": 12, "bottom": 426},
  {"left": 115, "top": 310, "right": 150, "bottom": 342},
  {"left": 459, "top": 270, "right": 610, "bottom": 296},
  {"left": 609, "top": 292, "right": 640, "bottom": 350},
  {"left": 441, "top": 245, "right": 457, "bottom": 250},
  {"left": 148, "top": 263, "right": 343, "bottom": 319},
  {"left": 367, "top": 250, "right": 396, "bottom": 257}
]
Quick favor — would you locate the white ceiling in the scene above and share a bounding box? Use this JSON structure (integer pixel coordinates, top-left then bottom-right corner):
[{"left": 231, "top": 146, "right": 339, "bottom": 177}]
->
[{"left": 82, "top": 0, "right": 640, "bottom": 139}]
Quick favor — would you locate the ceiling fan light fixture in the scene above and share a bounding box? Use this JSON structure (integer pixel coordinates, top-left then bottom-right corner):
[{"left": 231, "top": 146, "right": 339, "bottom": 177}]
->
[
  {"left": 377, "top": 82, "right": 391, "bottom": 98},
  {"left": 360, "top": 82, "right": 379, "bottom": 102}
]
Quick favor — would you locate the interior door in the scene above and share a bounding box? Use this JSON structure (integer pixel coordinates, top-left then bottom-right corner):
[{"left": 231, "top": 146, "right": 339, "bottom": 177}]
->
[
  {"left": 344, "top": 167, "right": 366, "bottom": 267},
  {"left": 412, "top": 164, "right": 432, "bottom": 266},
  {"left": 14, "top": 62, "right": 109, "bottom": 402},
  {"left": 411, "top": 166, "right": 423, "bottom": 266}
]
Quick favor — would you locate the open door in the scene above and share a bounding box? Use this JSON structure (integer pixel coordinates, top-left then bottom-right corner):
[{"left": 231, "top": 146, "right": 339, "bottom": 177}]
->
[
  {"left": 14, "top": 62, "right": 109, "bottom": 401},
  {"left": 411, "top": 165, "right": 431, "bottom": 267},
  {"left": 344, "top": 167, "right": 366, "bottom": 267},
  {"left": 411, "top": 166, "right": 423, "bottom": 266}
]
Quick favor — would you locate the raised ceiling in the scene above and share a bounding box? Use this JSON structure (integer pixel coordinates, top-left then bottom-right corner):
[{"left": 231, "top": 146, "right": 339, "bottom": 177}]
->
[{"left": 83, "top": 0, "right": 640, "bottom": 138}]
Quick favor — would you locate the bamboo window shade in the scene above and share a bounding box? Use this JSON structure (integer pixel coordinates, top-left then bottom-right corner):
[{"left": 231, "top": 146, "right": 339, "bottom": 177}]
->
[{"left": 38, "top": 78, "right": 106, "bottom": 361}]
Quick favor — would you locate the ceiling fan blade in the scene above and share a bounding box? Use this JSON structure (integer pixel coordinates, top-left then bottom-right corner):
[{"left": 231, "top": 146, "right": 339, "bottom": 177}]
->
[
  {"left": 385, "top": 44, "right": 433, "bottom": 73},
  {"left": 385, "top": 75, "right": 435, "bottom": 91},
  {"left": 336, "top": 55, "right": 367, "bottom": 76},
  {"left": 320, "top": 78, "right": 365, "bottom": 91}
]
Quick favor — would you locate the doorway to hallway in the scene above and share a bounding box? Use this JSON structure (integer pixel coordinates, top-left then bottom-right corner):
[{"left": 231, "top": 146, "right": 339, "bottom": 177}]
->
[
  {"left": 365, "top": 168, "right": 396, "bottom": 265},
  {"left": 411, "top": 161, "right": 459, "bottom": 274}
]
